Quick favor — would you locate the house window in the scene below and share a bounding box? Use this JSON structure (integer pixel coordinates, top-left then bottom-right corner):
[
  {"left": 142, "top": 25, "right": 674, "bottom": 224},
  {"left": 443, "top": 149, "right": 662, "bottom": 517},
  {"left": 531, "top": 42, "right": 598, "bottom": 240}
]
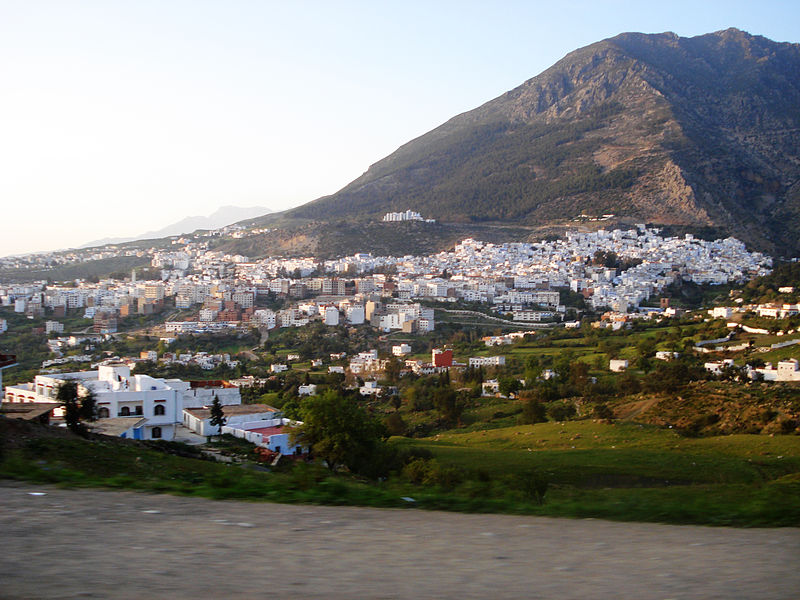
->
[
  {"left": 120, "top": 406, "right": 130, "bottom": 416},
  {"left": 98, "top": 407, "right": 110, "bottom": 418},
  {"left": 152, "top": 426, "right": 162, "bottom": 439},
  {"left": 154, "top": 404, "right": 165, "bottom": 416},
  {"left": 134, "top": 406, "right": 143, "bottom": 416}
]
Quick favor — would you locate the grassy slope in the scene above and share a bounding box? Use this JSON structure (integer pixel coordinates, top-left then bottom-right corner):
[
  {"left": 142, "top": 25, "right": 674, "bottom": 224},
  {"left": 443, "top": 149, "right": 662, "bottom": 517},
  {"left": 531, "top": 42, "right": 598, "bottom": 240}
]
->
[
  {"left": 393, "top": 421, "right": 800, "bottom": 526},
  {"left": 2, "top": 418, "right": 798, "bottom": 526}
]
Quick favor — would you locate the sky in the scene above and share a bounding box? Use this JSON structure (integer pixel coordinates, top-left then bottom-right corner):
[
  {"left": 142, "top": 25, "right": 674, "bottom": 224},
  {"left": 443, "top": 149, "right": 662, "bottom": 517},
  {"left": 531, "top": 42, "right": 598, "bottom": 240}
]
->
[{"left": 1, "top": 0, "right": 798, "bottom": 257}]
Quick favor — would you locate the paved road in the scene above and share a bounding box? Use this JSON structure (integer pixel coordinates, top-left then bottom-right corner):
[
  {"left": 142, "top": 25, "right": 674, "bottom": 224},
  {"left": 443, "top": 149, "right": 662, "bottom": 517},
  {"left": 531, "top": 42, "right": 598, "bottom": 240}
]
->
[{"left": 1, "top": 482, "right": 798, "bottom": 599}]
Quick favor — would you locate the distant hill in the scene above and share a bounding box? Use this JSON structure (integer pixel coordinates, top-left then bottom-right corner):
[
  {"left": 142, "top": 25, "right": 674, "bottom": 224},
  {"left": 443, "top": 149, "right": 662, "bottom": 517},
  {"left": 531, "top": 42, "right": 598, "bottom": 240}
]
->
[
  {"left": 83, "top": 205, "right": 272, "bottom": 247},
  {"left": 278, "top": 28, "right": 800, "bottom": 256}
]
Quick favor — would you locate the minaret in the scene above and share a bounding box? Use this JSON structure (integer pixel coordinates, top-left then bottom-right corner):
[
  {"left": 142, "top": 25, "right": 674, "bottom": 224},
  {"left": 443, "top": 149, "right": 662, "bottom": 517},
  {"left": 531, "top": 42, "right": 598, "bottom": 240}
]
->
[{"left": 131, "top": 268, "right": 137, "bottom": 283}]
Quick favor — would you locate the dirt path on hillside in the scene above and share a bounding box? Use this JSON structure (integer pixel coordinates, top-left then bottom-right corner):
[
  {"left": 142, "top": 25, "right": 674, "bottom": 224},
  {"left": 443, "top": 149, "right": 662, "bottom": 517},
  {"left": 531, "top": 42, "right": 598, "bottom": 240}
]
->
[{"left": 1, "top": 482, "right": 798, "bottom": 600}]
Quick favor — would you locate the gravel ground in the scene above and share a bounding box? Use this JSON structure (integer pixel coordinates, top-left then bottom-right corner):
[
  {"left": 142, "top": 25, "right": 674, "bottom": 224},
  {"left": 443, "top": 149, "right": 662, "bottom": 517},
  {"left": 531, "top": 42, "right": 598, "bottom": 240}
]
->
[{"left": 1, "top": 481, "right": 798, "bottom": 599}]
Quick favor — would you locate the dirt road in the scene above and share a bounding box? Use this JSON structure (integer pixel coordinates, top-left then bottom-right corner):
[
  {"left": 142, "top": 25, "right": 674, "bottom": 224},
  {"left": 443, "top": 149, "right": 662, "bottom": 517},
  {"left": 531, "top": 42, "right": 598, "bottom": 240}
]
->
[{"left": 1, "top": 482, "right": 798, "bottom": 599}]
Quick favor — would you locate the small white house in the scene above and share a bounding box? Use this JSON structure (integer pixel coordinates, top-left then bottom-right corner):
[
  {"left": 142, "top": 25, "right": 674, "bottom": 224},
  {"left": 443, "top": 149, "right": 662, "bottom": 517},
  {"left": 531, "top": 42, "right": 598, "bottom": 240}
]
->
[
  {"left": 711, "top": 307, "right": 733, "bottom": 319},
  {"left": 704, "top": 359, "right": 735, "bottom": 375},
  {"left": 481, "top": 379, "right": 500, "bottom": 396},
  {"left": 271, "top": 363, "right": 288, "bottom": 373},
  {"left": 359, "top": 380, "right": 382, "bottom": 396},
  {"left": 392, "top": 343, "right": 412, "bottom": 357},
  {"left": 298, "top": 384, "right": 317, "bottom": 396},
  {"left": 183, "top": 404, "right": 280, "bottom": 437},
  {"left": 609, "top": 359, "right": 629, "bottom": 372}
]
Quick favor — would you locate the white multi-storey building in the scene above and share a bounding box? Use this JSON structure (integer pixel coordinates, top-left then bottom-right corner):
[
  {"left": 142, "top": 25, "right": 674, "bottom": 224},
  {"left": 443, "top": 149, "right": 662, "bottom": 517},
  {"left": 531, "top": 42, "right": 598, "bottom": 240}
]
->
[
  {"left": 4, "top": 365, "right": 241, "bottom": 441},
  {"left": 469, "top": 356, "right": 506, "bottom": 368}
]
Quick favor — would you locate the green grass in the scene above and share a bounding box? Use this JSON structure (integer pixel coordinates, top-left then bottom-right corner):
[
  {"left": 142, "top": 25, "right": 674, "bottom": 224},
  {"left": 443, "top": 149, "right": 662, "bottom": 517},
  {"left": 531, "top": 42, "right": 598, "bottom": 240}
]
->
[
  {"left": 2, "top": 419, "right": 798, "bottom": 526},
  {"left": 389, "top": 421, "right": 800, "bottom": 525}
]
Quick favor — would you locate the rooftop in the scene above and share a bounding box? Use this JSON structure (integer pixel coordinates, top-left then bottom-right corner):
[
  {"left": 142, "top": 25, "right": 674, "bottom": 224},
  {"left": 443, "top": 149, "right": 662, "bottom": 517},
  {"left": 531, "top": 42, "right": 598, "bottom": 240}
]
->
[
  {"left": 247, "top": 425, "right": 285, "bottom": 436},
  {"left": 184, "top": 404, "right": 279, "bottom": 419}
]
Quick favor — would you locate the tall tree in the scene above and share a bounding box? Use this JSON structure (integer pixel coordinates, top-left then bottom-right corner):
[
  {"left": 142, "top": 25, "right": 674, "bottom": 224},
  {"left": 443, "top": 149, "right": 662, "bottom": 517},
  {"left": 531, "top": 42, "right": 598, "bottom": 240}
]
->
[
  {"left": 209, "top": 394, "right": 227, "bottom": 440},
  {"left": 291, "top": 390, "right": 388, "bottom": 475},
  {"left": 55, "top": 379, "right": 97, "bottom": 436}
]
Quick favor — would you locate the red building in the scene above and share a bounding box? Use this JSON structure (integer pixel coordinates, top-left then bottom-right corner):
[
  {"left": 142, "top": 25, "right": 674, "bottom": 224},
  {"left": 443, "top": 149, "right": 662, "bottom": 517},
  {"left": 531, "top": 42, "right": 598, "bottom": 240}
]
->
[{"left": 431, "top": 348, "right": 453, "bottom": 368}]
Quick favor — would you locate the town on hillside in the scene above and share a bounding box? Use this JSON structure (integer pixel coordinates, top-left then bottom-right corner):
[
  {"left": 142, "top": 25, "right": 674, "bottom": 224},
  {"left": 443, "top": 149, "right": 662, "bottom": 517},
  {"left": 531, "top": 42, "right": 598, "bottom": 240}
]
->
[{"left": 1, "top": 224, "right": 799, "bottom": 529}]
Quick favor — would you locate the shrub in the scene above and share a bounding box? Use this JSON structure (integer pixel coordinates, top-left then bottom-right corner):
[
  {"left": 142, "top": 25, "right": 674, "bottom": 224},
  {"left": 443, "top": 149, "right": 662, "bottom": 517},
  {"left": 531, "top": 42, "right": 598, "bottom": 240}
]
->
[
  {"left": 546, "top": 400, "right": 577, "bottom": 421},
  {"left": 519, "top": 398, "right": 547, "bottom": 424}
]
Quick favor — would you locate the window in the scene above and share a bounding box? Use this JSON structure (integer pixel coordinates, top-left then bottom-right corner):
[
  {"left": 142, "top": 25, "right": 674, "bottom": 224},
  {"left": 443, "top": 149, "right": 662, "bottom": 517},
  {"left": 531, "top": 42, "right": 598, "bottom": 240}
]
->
[
  {"left": 120, "top": 406, "right": 130, "bottom": 416},
  {"left": 154, "top": 404, "right": 165, "bottom": 416},
  {"left": 134, "top": 406, "right": 143, "bottom": 416},
  {"left": 98, "top": 407, "right": 110, "bottom": 418},
  {"left": 151, "top": 426, "right": 162, "bottom": 439}
]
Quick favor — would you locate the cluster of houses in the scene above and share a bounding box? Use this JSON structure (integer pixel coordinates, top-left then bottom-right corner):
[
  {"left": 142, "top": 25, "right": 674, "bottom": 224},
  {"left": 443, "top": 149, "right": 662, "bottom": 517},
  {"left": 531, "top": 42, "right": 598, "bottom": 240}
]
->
[
  {"left": 1, "top": 364, "right": 305, "bottom": 455},
  {"left": 704, "top": 357, "right": 800, "bottom": 382},
  {"left": 1, "top": 226, "right": 773, "bottom": 350}
]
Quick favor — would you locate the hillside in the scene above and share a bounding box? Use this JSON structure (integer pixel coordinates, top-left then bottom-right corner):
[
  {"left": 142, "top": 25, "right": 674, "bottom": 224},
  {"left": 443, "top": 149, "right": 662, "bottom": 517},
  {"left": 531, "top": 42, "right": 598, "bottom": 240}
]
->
[{"left": 274, "top": 28, "right": 800, "bottom": 256}]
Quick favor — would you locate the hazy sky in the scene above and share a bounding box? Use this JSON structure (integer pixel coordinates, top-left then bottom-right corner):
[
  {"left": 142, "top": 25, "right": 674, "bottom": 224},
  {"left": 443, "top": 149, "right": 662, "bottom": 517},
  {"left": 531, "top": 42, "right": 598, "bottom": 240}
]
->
[{"left": 1, "top": 0, "right": 798, "bottom": 257}]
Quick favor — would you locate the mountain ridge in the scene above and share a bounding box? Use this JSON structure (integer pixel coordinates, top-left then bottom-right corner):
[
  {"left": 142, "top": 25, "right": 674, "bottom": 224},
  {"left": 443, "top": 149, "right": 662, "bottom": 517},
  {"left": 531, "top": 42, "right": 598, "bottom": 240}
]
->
[
  {"left": 82, "top": 205, "right": 272, "bottom": 248},
  {"left": 268, "top": 28, "right": 800, "bottom": 256}
]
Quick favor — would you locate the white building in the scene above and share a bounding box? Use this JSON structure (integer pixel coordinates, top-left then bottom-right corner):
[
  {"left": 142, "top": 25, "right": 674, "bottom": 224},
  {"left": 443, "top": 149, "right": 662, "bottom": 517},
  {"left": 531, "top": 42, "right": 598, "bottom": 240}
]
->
[
  {"left": 199, "top": 308, "right": 218, "bottom": 322},
  {"left": 481, "top": 379, "right": 500, "bottom": 396},
  {"left": 469, "top": 356, "right": 506, "bottom": 368},
  {"left": 346, "top": 304, "right": 365, "bottom": 325},
  {"left": 359, "top": 380, "right": 382, "bottom": 396},
  {"left": 754, "top": 359, "right": 800, "bottom": 382},
  {"left": 3, "top": 365, "right": 243, "bottom": 441},
  {"left": 382, "top": 210, "right": 423, "bottom": 222},
  {"left": 609, "top": 359, "right": 629, "bottom": 372},
  {"left": 392, "top": 343, "right": 412, "bottom": 356},
  {"left": 711, "top": 307, "right": 733, "bottom": 319},
  {"left": 704, "top": 359, "right": 735, "bottom": 375},
  {"left": 298, "top": 384, "right": 318, "bottom": 396},
  {"left": 252, "top": 309, "right": 277, "bottom": 329},
  {"left": 45, "top": 321, "right": 64, "bottom": 335},
  {"left": 183, "top": 404, "right": 280, "bottom": 437},
  {"left": 220, "top": 418, "right": 305, "bottom": 456},
  {"left": 324, "top": 305, "right": 340, "bottom": 326}
]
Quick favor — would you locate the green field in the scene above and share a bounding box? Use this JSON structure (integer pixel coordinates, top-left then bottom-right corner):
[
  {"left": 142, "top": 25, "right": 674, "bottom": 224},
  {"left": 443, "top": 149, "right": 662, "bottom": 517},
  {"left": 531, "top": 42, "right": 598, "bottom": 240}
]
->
[
  {"left": 2, "top": 418, "right": 798, "bottom": 526},
  {"left": 390, "top": 421, "right": 800, "bottom": 525}
]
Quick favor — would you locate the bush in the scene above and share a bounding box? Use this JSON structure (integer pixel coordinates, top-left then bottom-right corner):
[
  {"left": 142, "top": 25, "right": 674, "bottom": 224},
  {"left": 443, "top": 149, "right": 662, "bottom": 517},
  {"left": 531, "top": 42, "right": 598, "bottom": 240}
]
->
[
  {"left": 513, "top": 469, "right": 549, "bottom": 505},
  {"left": 546, "top": 400, "right": 577, "bottom": 421},
  {"left": 384, "top": 412, "right": 408, "bottom": 437},
  {"left": 519, "top": 398, "right": 547, "bottom": 424},
  {"left": 592, "top": 403, "right": 615, "bottom": 422},
  {"left": 402, "top": 457, "right": 463, "bottom": 490}
]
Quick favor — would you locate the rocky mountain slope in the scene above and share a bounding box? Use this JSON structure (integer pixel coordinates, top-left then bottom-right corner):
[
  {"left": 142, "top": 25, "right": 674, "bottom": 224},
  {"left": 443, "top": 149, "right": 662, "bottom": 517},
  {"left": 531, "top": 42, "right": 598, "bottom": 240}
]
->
[{"left": 279, "top": 28, "right": 800, "bottom": 255}]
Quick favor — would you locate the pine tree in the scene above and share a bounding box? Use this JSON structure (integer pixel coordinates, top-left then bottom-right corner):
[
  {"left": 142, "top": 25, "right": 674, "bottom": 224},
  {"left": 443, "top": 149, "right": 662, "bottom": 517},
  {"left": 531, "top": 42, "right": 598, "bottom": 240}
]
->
[
  {"left": 56, "top": 379, "right": 97, "bottom": 436},
  {"left": 209, "top": 394, "right": 226, "bottom": 441}
]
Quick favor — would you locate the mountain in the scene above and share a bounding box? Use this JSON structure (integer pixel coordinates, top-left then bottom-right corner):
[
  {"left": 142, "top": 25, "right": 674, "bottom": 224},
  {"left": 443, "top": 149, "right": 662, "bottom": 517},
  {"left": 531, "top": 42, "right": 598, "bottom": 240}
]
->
[
  {"left": 279, "top": 28, "right": 800, "bottom": 256},
  {"left": 83, "top": 205, "right": 272, "bottom": 247}
]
